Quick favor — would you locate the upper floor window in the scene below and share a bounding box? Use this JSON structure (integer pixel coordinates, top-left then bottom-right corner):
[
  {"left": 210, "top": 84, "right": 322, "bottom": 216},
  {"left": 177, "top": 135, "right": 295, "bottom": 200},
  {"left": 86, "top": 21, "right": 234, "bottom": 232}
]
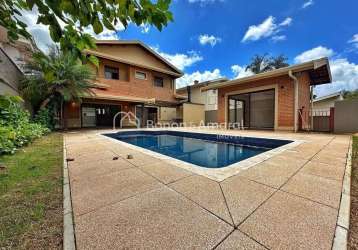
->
[
  {"left": 135, "top": 71, "right": 147, "bottom": 80},
  {"left": 154, "top": 76, "right": 164, "bottom": 87},
  {"left": 104, "top": 66, "right": 119, "bottom": 80}
]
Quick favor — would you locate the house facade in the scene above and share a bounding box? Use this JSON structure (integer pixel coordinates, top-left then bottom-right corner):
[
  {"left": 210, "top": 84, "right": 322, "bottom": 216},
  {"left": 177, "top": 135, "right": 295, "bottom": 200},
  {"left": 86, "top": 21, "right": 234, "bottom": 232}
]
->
[
  {"left": 176, "top": 78, "right": 228, "bottom": 124},
  {"left": 63, "top": 40, "right": 184, "bottom": 128},
  {"left": 202, "top": 58, "right": 332, "bottom": 131},
  {"left": 312, "top": 91, "right": 344, "bottom": 113},
  {"left": 0, "top": 26, "right": 38, "bottom": 111}
]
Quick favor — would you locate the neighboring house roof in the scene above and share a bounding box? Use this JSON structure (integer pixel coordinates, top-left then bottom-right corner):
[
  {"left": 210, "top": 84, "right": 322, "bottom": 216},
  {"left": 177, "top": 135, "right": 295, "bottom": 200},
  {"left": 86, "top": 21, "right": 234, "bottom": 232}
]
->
[
  {"left": 313, "top": 91, "right": 344, "bottom": 103},
  {"left": 176, "top": 77, "right": 229, "bottom": 93},
  {"left": 202, "top": 58, "right": 332, "bottom": 91},
  {"left": 84, "top": 40, "right": 183, "bottom": 77}
]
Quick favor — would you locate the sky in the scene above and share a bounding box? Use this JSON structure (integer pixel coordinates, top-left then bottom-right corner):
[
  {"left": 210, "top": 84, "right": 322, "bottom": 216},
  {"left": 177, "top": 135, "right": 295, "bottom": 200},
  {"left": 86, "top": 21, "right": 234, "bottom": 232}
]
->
[{"left": 21, "top": 0, "right": 358, "bottom": 97}]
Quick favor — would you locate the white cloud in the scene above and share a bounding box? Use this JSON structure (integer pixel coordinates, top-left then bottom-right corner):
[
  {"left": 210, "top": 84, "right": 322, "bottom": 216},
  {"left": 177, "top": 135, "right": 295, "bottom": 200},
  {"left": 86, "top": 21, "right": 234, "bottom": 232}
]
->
[
  {"left": 271, "top": 35, "right": 287, "bottom": 42},
  {"left": 302, "top": 0, "right": 314, "bottom": 9},
  {"left": 295, "top": 46, "right": 358, "bottom": 96},
  {"left": 140, "top": 24, "right": 150, "bottom": 34},
  {"left": 294, "top": 46, "right": 334, "bottom": 63},
  {"left": 315, "top": 58, "right": 358, "bottom": 96},
  {"left": 348, "top": 34, "right": 358, "bottom": 49},
  {"left": 176, "top": 69, "right": 222, "bottom": 88},
  {"left": 198, "top": 34, "right": 222, "bottom": 47},
  {"left": 152, "top": 47, "right": 203, "bottom": 70},
  {"left": 18, "top": 10, "right": 54, "bottom": 52},
  {"left": 83, "top": 22, "right": 124, "bottom": 40},
  {"left": 279, "top": 17, "right": 292, "bottom": 27},
  {"left": 241, "top": 16, "right": 292, "bottom": 42},
  {"left": 18, "top": 9, "right": 125, "bottom": 52},
  {"left": 231, "top": 65, "right": 254, "bottom": 79}
]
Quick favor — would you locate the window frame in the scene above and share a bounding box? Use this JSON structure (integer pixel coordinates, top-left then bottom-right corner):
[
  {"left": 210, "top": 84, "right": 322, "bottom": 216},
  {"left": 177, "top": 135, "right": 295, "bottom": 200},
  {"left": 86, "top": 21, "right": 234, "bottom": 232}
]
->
[
  {"left": 135, "top": 70, "right": 147, "bottom": 80},
  {"left": 104, "top": 65, "right": 120, "bottom": 80},
  {"left": 153, "top": 76, "right": 164, "bottom": 88}
]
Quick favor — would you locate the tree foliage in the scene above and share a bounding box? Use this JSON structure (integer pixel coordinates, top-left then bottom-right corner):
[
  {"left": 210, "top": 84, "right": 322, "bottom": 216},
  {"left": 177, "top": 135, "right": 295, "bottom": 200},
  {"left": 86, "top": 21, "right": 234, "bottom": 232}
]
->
[
  {"left": 1, "top": 0, "right": 173, "bottom": 62},
  {"left": 20, "top": 47, "right": 96, "bottom": 110},
  {"left": 246, "top": 54, "right": 290, "bottom": 74},
  {"left": 343, "top": 89, "right": 358, "bottom": 100}
]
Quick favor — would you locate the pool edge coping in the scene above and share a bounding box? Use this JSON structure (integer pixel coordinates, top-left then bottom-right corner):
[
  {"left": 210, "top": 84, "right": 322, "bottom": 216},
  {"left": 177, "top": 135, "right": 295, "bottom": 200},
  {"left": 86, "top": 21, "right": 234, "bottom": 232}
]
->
[
  {"left": 332, "top": 136, "right": 352, "bottom": 250},
  {"left": 99, "top": 129, "right": 305, "bottom": 182}
]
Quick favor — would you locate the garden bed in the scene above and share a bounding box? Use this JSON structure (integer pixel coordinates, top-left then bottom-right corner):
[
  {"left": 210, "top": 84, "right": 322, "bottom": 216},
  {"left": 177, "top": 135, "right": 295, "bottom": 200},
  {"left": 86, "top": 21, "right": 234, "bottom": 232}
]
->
[
  {"left": 349, "top": 135, "right": 358, "bottom": 249},
  {"left": 0, "top": 133, "right": 63, "bottom": 249}
]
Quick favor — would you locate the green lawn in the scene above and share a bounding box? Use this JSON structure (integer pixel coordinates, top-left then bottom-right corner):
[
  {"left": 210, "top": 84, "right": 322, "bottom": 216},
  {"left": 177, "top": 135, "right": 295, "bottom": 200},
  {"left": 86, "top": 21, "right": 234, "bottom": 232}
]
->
[
  {"left": 0, "top": 133, "right": 63, "bottom": 249},
  {"left": 349, "top": 135, "right": 358, "bottom": 249}
]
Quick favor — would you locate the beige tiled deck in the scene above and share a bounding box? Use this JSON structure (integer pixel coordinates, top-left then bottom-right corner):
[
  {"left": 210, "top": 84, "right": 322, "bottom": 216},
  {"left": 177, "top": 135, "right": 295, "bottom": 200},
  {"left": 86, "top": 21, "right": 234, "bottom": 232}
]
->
[{"left": 64, "top": 129, "right": 351, "bottom": 250}]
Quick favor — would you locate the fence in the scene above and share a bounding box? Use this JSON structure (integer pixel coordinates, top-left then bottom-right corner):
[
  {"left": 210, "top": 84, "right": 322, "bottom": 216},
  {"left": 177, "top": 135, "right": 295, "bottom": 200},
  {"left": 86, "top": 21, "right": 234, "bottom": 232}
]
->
[{"left": 298, "top": 108, "right": 335, "bottom": 132}]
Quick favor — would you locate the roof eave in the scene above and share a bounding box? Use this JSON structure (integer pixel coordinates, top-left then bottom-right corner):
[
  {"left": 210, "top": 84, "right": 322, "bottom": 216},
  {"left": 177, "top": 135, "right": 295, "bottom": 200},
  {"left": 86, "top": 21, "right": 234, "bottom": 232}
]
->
[
  {"left": 84, "top": 49, "right": 183, "bottom": 78},
  {"left": 201, "top": 58, "right": 331, "bottom": 91},
  {"left": 94, "top": 40, "right": 184, "bottom": 76}
]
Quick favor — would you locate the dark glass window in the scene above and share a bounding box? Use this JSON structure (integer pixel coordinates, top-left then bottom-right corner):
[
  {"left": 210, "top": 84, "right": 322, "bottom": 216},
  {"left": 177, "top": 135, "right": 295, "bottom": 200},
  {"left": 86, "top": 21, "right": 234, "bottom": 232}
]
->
[
  {"left": 135, "top": 71, "right": 147, "bottom": 80},
  {"left": 104, "top": 66, "right": 119, "bottom": 79},
  {"left": 154, "top": 76, "right": 164, "bottom": 87}
]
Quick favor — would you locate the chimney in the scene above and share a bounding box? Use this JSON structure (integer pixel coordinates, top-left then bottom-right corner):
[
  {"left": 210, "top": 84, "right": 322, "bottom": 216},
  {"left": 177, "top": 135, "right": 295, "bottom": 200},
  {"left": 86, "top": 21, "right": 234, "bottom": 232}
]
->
[
  {"left": 194, "top": 80, "right": 199, "bottom": 85},
  {"left": 186, "top": 85, "right": 191, "bottom": 103}
]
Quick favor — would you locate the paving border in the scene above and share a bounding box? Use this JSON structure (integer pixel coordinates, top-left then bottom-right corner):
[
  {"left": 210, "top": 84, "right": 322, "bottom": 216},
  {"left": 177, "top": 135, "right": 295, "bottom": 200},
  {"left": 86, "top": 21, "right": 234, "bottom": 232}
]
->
[
  {"left": 332, "top": 136, "right": 352, "bottom": 250},
  {"left": 63, "top": 137, "right": 76, "bottom": 250}
]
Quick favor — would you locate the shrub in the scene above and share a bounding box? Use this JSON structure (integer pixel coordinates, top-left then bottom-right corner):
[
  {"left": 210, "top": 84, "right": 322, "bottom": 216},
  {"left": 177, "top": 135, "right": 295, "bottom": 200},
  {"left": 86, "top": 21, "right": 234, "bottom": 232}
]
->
[
  {"left": 34, "top": 106, "right": 56, "bottom": 130},
  {"left": 0, "top": 95, "right": 49, "bottom": 155}
]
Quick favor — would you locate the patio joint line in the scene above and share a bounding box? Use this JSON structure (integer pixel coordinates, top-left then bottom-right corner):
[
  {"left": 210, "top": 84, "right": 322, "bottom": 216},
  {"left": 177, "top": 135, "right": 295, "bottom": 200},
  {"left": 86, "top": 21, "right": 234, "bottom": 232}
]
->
[
  {"left": 236, "top": 136, "right": 336, "bottom": 229},
  {"left": 75, "top": 185, "right": 164, "bottom": 218},
  {"left": 218, "top": 183, "right": 236, "bottom": 227},
  {"left": 211, "top": 228, "right": 235, "bottom": 250},
  {"left": 97, "top": 144, "right": 236, "bottom": 227},
  {"left": 236, "top": 229, "right": 271, "bottom": 250},
  {"left": 165, "top": 183, "right": 235, "bottom": 227}
]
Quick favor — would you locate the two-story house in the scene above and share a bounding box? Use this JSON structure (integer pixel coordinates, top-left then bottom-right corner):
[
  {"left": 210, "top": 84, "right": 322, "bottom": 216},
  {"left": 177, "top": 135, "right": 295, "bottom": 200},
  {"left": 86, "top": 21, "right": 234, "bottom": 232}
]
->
[{"left": 63, "top": 40, "right": 184, "bottom": 129}]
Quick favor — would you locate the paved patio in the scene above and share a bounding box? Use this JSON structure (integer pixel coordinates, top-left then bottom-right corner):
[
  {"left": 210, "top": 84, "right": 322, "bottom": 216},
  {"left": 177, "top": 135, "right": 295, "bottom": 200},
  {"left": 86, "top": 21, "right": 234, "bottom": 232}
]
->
[{"left": 64, "top": 129, "right": 351, "bottom": 249}]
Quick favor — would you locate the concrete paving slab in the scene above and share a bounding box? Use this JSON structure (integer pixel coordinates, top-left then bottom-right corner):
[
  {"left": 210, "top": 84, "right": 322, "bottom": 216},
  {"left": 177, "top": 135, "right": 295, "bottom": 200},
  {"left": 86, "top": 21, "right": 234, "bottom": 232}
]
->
[
  {"left": 300, "top": 161, "right": 345, "bottom": 181},
  {"left": 71, "top": 168, "right": 163, "bottom": 215},
  {"left": 138, "top": 161, "right": 192, "bottom": 184},
  {"left": 216, "top": 231, "right": 267, "bottom": 250},
  {"left": 75, "top": 187, "right": 233, "bottom": 250},
  {"left": 278, "top": 149, "right": 317, "bottom": 160},
  {"left": 240, "top": 159, "right": 304, "bottom": 188},
  {"left": 282, "top": 172, "right": 342, "bottom": 208},
  {"left": 169, "top": 175, "right": 233, "bottom": 224},
  {"left": 239, "top": 191, "right": 338, "bottom": 250},
  {"left": 68, "top": 158, "right": 134, "bottom": 182},
  {"left": 221, "top": 175, "right": 275, "bottom": 226},
  {"left": 68, "top": 150, "right": 117, "bottom": 165},
  {"left": 311, "top": 153, "right": 347, "bottom": 167},
  {"left": 125, "top": 153, "right": 159, "bottom": 166}
]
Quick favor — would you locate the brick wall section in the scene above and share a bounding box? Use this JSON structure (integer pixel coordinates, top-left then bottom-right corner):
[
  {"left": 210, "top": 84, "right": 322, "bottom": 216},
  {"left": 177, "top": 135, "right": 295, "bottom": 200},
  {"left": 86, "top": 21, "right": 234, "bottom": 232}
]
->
[
  {"left": 217, "top": 75, "right": 297, "bottom": 129},
  {"left": 297, "top": 72, "right": 311, "bottom": 112},
  {"left": 91, "top": 58, "right": 176, "bottom": 103}
]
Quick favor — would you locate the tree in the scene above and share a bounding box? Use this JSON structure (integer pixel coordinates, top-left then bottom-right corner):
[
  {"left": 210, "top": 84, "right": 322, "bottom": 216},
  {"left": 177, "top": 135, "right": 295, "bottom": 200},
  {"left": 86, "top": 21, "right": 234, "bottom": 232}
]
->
[
  {"left": 343, "top": 89, "right": 358, "bottom": 100},
  {"left": 1, "top": 0, "right": 173, "bottom": 63},
  {"left": 269, "top": 54, "right": 289, "bottom": 69},
  {"left": 20, "top": 47, "right": 96, "bottom": 126},
  {"left": 246, "top": 54, "right": 290, "bottom": 74},
  {"left": 245, "top": 54, "right": 272, "bottom": 74}
]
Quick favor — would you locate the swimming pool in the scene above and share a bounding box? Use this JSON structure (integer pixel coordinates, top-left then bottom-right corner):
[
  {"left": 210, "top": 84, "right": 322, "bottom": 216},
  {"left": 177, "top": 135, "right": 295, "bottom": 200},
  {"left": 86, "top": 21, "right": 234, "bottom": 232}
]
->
[{"left": 104, "top": 131, "right": 292, "bottom": 168}]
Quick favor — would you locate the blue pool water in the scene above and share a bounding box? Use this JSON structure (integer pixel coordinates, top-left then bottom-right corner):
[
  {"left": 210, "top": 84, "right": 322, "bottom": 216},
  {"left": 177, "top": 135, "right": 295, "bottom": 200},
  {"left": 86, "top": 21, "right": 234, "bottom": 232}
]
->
[{"left": 104, "top": 131, "right": 292, "bottom": 168}]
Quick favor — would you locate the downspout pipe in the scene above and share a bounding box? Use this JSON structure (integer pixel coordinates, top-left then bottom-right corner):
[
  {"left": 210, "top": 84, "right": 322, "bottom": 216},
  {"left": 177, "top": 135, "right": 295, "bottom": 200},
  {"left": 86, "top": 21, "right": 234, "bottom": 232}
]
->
[{"left": 288, "top": 70, "right": 299, "bottom": 132}]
